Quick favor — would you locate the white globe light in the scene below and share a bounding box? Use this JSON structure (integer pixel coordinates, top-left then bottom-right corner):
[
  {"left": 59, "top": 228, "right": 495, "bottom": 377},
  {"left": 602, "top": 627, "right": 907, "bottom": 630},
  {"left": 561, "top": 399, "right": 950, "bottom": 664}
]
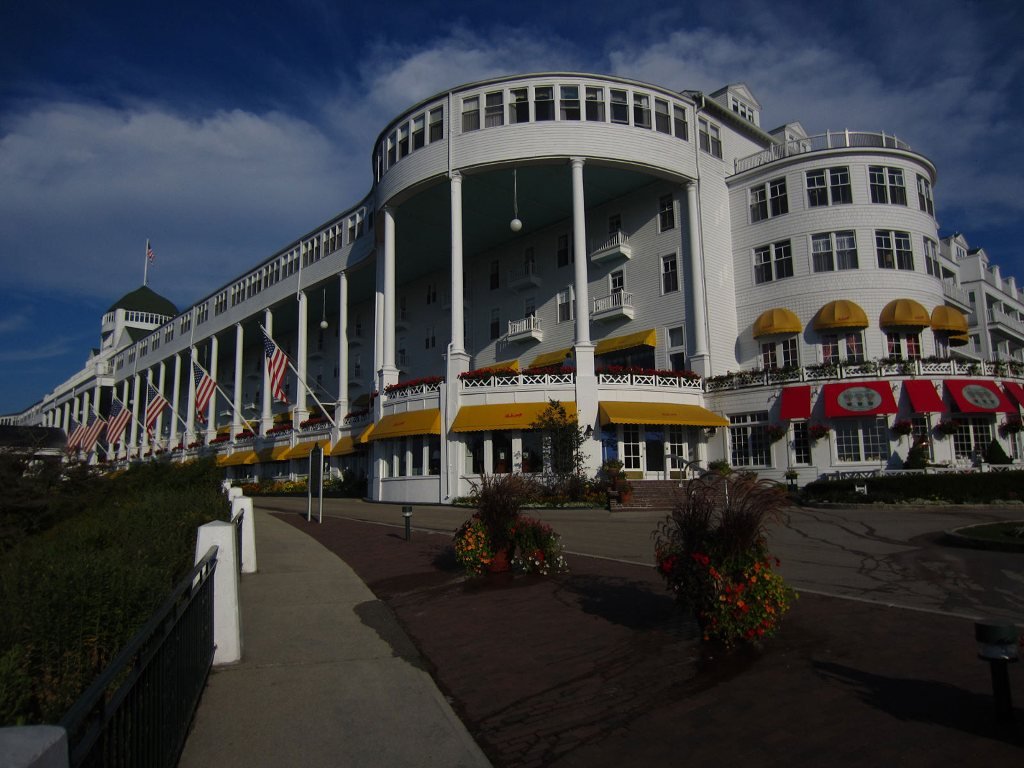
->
[
  {"left": 510, "top": 218, "right": 522, "bottom": 232},
  {"left": 320, "top": 319, "right": 329, "bottom": 330}
]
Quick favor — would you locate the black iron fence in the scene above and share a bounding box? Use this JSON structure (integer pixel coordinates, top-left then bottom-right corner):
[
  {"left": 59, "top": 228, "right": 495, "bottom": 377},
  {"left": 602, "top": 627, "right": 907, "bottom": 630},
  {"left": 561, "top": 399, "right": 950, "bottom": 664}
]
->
[{"left": 60, "top": 546, "right": 219, "bottom": 768}]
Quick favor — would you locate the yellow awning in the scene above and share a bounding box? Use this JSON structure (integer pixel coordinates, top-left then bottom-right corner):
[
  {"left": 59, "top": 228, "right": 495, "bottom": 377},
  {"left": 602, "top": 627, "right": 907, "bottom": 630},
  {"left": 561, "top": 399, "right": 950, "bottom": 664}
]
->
[
  {"left": 595, "top": 328, "right": 657, "bottom": 356},
  {"left": 879, "top": 298, "right": 930, "bottom": 329},
  {"left": 219, "top": 450, "right": 258, "bottom": 467},
  {"left": 475, "top": 360, "right": 519, "bottom": 373},
  {"left": 948, "top": 332, "right": 970, "bottom": 347},
  {"left": 256, "top": 445, "right": 291, "bottom": 462},
  {"left": 367, "top": 409, "right": 441, "bottom": 441},
  {"left": 753, "top": 307, "right": 802, "bottom": 338},
  {"left": 598, "top": 401, "right": 728, "bottom": 428},
  {"left": 216, "top": 424, "right": 232, "bottom": 436},
  {"left": 357, "top": 423, "right": 375, "bottom": 444},
  {"left": 931, "top": 305, "right": 969, "bottom": 334},
  {"left": 813, "top": 300, "right": 868, "bottom": 331},
  {"left": 451, "top": 402, "right": 577, "bottom": 432},
  {"left": 215, "top": 453, "right": 231, "bottom": 467},
  {"left": 530, "top": 348, "right": 573, "bottom": 368},
  {"left": 330, "top": 435, "right": 358, "bottom": 456},
  {"left": 273, "top": 411, "right": 292, "bottom": 424},
  {"left": 281, "top": 439, "right": 330, "bottom": 460}
]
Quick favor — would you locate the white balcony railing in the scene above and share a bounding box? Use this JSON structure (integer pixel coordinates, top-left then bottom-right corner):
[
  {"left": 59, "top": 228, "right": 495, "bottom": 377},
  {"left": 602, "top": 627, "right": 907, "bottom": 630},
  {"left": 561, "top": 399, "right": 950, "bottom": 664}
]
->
[
  {"left": 591, "top": 291, "right": 634, "bottom": 320},
  {"left": 989, "top": 307, "right": 1024, "bottom": 337},
  {"left": 734, "top": 130, "right": 913, "bottom": 174},
  {"left": 508, "top": 263, "right": 541, "bottom": 290},
  {"left": 590, "top": 231, "right": 632, "bottom": 263},
  {"left": 942, "top": 279, "right": 972, "bottom": 307},
  {"left": 507, "top": 315, "right": 543, "bottom": 342}
]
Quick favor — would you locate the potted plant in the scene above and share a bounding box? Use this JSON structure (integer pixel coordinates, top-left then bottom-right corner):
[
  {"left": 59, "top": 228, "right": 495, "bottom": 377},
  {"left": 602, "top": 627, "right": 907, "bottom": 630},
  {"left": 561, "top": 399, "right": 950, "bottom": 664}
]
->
[
  {"left": 808, "top": 423, "right": 831, "bottom": 443},
  {"left": 765, "top": 424, "right": 788, "bottom": 444},
  {"left": 454, "top": 473, "right": 540, "bottom": 574},
  {"left": 936, "top": 419, "right": 959, "bottom": 438},
  {"left": 891, "top": 419, "right": 913, "bottom": 439},
  {"left": 654, "top": 471, "right": 794, "bottom": 647}
]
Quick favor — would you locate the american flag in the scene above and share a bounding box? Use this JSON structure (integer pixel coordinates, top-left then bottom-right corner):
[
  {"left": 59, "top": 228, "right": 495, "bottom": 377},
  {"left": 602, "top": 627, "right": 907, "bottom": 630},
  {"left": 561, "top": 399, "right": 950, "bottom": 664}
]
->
[
  {"left": 193, "top": 361, "right": 217, "bottom": 417},
  {"left": 81, "top": 415, "right": 107, "bottom": 453},
  {"left": 66, "top": 417, "right": 84, "bottom": 450},
  {"left": 146, "top": 239, "right": 155, "bottom": 263},
  {"left": 263, "top": 329, "right": 289, "bottom": 403},
  {"left": 145, "top": 383, "right": 169, "bottom": 433},
  {"left": 107, "top": 397, "right": 131, "bottom": 445}
]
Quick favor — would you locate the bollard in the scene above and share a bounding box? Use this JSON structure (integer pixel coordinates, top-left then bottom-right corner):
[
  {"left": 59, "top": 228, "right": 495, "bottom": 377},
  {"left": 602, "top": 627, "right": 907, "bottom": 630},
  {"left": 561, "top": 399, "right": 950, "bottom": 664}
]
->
[
  {"left": 974, "top": 620, "right": 1019, "bottom": 723},
  {"left": 402, "top": 505, "right": 412, "bottom": 541}
]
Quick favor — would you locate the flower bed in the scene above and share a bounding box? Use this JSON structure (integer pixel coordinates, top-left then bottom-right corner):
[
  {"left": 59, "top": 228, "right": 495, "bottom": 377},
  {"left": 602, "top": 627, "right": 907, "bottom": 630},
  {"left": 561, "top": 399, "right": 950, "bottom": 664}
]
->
[
  {"left": 458, "top": 367, "right": 518, "bottom": 383},
  {"left": 599, "top": 365, "right": 700, "bottom": 380},
  {"left": 384, "top": 375, "right": 443, "bottom": 395}
]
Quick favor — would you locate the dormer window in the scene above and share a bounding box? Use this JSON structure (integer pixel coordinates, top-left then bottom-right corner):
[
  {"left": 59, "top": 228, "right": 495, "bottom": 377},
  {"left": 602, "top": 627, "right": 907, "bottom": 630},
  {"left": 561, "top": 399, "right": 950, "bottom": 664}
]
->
[{"left": 730, "top": 97, "right": 756, "bottom": 124}]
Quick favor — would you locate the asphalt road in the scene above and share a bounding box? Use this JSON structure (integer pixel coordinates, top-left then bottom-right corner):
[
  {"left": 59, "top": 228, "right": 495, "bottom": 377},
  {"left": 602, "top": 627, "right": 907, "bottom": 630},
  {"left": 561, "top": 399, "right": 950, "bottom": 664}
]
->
[{"left": 259, "top": 497, "right": 1024, "bottom": 623}]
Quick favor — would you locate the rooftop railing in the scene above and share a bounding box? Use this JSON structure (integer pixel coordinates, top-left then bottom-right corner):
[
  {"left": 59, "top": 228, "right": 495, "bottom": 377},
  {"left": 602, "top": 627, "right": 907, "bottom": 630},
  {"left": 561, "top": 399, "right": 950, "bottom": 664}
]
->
[{"left": 734, "top": 130, "right": 913, "bottom": 174}]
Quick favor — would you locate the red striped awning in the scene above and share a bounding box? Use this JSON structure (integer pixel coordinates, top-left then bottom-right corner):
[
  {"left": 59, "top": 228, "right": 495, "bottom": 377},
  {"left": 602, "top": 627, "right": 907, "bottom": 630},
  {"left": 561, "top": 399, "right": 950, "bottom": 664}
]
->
[
  {"left": 903, "top": 380, "right": 945, "bottom": 414},
  {"left": 1002, "top": 381, "right": 1024, "bottom": 409},
  {"left": 822, "top": 382, "right": 898, "bottom": 418},
  {"left": 778, "top": 386, "right": 811, "bottom": 420},
  {"left": 945, "top": 379, "right": 1015, "bottom": 413}
]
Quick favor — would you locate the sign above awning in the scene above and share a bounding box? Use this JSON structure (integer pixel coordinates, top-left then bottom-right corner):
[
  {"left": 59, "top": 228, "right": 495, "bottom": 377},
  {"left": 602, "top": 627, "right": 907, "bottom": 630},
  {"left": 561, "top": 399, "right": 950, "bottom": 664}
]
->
[
  {"left": 451, "top": 402, "right": 577, "bottom": 432},
  {"left": 367, "top": 409, "right": 441, "bottom": 441},
  {"left": 822, "top": 382, "right": 898, "bottom": 418},
  {"left": 946, "top": 380, "right": 1015, "bottom": 413},
  {"left": 778, "top": 386, "right": 811, "bottom": 420},
  {"left": 598, "top": 401, "right": 728, "bottom": 427},
  {"left": 903, "top": 380, "right": 945, "bottom": 413}
]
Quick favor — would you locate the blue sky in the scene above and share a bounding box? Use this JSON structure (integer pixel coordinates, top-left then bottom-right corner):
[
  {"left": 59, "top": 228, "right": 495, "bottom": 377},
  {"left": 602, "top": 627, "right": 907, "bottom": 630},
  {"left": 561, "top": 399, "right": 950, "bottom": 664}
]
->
[{"left": 1, "top": 0, "right": 1022, "bottom": 413}]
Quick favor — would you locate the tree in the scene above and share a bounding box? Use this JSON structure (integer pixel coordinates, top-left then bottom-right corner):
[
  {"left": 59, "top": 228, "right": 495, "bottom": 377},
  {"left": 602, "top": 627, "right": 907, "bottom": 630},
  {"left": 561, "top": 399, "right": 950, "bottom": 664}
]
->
[{"left": 530, "top": 400, "right": 588, "bottom": 500}]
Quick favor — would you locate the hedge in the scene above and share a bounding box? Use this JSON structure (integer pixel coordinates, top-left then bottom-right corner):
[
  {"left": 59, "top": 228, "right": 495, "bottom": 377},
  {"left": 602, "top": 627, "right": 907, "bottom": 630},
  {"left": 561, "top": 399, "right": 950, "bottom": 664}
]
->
[
  {"left": 800, "top": 470, "right": 1024, "bottom": 504},
  {"left": 0, "top": 458, "right": 228, "bottom": 725}
]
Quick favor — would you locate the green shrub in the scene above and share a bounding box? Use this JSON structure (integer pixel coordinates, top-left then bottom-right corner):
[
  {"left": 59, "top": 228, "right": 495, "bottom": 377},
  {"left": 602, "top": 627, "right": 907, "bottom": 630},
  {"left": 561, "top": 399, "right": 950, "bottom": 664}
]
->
[
  {"left": 801, "top": 470, "right": 1024, "bottom": 503},
  {"left": 0, "top": 459, "right": 227, "bottom": 725}
]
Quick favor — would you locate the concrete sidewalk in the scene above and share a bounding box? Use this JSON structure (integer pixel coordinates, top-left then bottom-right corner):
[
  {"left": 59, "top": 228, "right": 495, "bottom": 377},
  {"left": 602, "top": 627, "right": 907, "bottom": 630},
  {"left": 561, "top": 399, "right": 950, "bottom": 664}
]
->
[{"left": 178, "top": 508, "right": 490, "bottom": 768}]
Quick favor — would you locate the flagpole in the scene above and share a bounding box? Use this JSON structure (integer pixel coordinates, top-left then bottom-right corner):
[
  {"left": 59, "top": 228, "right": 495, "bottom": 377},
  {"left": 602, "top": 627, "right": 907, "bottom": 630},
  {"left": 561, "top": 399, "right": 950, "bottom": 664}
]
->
[
  {"left": 192, "top": 361, "right": 256, "bottom": 435},
  {"left": 143, "top": 240, "right": 149, "bottom": 287},
  {"left": 259, "top": 324, "right": 338, "bottom": 430}
]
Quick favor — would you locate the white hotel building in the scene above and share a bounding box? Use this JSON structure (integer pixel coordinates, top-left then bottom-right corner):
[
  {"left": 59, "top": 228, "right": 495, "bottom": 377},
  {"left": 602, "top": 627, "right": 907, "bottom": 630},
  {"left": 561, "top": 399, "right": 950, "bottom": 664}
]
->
[{"left": 15, "top": 73, "right": 1024, "bottom": 500}]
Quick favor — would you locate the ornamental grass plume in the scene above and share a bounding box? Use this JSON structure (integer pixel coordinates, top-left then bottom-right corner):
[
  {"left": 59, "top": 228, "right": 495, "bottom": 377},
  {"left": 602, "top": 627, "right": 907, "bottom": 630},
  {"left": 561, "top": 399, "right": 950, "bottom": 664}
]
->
[{"left": 653, "top": 469, "right": 794, "bottom": 646}]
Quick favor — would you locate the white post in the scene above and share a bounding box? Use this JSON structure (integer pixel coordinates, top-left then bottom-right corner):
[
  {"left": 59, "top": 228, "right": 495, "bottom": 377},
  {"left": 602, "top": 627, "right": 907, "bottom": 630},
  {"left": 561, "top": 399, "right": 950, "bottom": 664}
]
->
[
  {"left": 450, "top": 172, "right": 465, "bottom": 354},
  {"left": 230, "top": 496, "right": 258, "bottom": 574},
  {"left": 194, "top": 522, "right": 241, "bottom": 665},
  {"left": 206, "top": 335, "right": 218, "bottom": 441},
  {"left": 337, "top": 271, "right": 349, "bottom": 424},
  {"left": 380, "top": 206, "right": 398, "bottom": 389},
  {"left": 186, "top": 347, "right": 197, "bottom": 445},
  {"left": 233, "top": 323, "right": 244, "bottom": 440},
  {"left": 170, "top": 353, "right": 182, "bottom": 449},
  {"left": 296, "top": 291, "right": 309, "bottom": 424},
  {"left": 129, "top": 376, "right": 141, "bottom": 456},
  {"left": 686, "top": 180, "right": 710, "bottom": 375},
  {"left": 261, "top": 309, "right": 273, "bottom": 434}
]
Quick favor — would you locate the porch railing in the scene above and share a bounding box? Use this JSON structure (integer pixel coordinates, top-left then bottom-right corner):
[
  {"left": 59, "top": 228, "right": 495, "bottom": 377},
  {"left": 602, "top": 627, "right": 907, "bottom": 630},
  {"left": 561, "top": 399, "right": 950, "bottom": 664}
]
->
[
  {"left": 60, "top": 546, "right": 219, "bottom": 768},
  {"left": 734, "top": 130, "right": 912, "bottom": 173}
]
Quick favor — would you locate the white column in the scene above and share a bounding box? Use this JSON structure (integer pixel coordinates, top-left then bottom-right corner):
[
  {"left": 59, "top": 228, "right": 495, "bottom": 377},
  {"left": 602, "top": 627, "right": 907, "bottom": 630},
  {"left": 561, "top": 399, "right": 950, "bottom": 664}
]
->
[
  {"left": 296, "top": 291, "right": 309, "bottom": 424},
  {"left": 570, "top": 158, "right": 592, "bottom": 350},
  {"left": 206, "top": 335, "right": 218, "bottom": 440},
  {"left": 381, "top": 206, "right": 398, "bottom": 380},
  {"left": 233, "top": 323, "right": 244, "bottom": 439},
  {"left": 186, "top": 347, "right": 197, "bottom": 444},
  {"left": 170, "top": 353, "right": 182, "bottom": 449},
  {"left": 450, "top": 172, "right": 465, "bottom": 354},
  {"left": 119, "top": 380, "right": 131, "bottom": 457},
  {"left": 261, "top": 309, "right": 273, "bottom": 434},
  {"left": 62, "top": 401, "right": 70, "bottom": 434},
  {"left": 156, "top": 362, "right": 167, "bottom": 445},
  {"left": 81, "top": 390, "right": 91, "bottom": 426},
  {"left": 570, "top": 158, "right": 599, "bottom": 476},
  {"left": 142, "top": 370, "right": 154, "bottom": 455},
  {"left": 337, "top": 272, "right": 349, "bottom": 422},
  {"left": 686, "top": 180, "right": 710, "bottom": 374},
  {"left": 129, "top": 375, "right": 141, "bottom": 456}
]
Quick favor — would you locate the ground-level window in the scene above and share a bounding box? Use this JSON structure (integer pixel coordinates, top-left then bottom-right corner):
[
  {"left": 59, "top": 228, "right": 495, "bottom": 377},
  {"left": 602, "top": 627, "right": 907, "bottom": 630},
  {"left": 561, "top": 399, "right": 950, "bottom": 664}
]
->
[
  {"left": 834, "top": 418, "right": 889, "bottom": 462},
  {"left": 522, "top": 431, "right": 543, "bottom": 473},
  {"left": 492, "top": 432, "right": 513, "bottom": 473},
  {"left": 622, "top": 424, "right": 642, "bottom": 471},
  {"left": 465, "top": 435, "right": 485, "bottom": 474},
  {"left": 792, "top": 422, "right": 811, "bottom": 464},
  {"left": 953, "top": 417, "right": 993, "bottom": 461},
  {"left": 729, "top": 412, "right": 770, "bottom": 467},
  {"left": 910, "top": 416, "right": 934, "bottom": 460}
]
